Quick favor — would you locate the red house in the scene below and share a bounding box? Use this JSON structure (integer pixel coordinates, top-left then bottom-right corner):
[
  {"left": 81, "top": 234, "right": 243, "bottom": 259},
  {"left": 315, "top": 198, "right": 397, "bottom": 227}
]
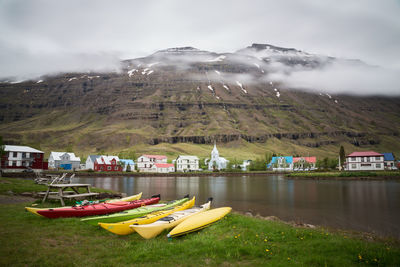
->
[
  {"left": 93, "top": 156, "right": 122, "bottom": 172},
  {"left": 1, "top": 145, "right": 48, "bottom": 172}
]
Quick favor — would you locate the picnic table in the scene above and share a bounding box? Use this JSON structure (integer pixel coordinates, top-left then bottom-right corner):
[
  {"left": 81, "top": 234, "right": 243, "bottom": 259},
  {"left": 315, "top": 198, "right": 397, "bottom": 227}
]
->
[{"left": 41, "top": 183, "right": 99, "bottom": 206}]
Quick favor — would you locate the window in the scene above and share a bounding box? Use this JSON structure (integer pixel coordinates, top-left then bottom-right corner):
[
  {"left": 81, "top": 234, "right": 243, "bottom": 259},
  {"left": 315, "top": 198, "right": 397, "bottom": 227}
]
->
[
  {"left": 361, "top": 157, "right": 364, "bottom": 162},
  {"left": 361, "top": 163, "right": 371, "bottom": 167},
  {"left": 107, "top": 166, "right": 111, "bottom": 170},
  {"left": 351, "top": 164, "right": 356, "bottom": 169},
  {"left": 13, "top": 152, "right": 17, "bottom": 158},
  {"left": 36, "top": 153, "right": 41, "bottom": 158},
  {"left": 22, "top": 152, "right": 26, "bottom": 158},
  {"left": 12, "top": 161, "right": 16, "bottom": 167},
  {"left": 115, "top": 166, "right": 118, "bottom": 170},
  {"left": 367, "top": 157, "right": 370, "bottom": 162},
  {"left": 376, "top": 164, "right": 381, "bottom": 168}
]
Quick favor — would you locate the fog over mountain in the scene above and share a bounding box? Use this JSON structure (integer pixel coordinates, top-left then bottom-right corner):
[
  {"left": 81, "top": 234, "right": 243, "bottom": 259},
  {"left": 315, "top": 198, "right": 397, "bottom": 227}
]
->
[{"left": 1, "top": 0, "right": 399, "bottom": 95}]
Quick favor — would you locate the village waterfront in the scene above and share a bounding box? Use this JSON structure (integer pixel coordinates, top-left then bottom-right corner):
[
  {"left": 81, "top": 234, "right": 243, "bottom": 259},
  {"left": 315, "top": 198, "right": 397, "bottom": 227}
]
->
[{"left": 74, "top": 174, "right": 400, "bottom": 240}]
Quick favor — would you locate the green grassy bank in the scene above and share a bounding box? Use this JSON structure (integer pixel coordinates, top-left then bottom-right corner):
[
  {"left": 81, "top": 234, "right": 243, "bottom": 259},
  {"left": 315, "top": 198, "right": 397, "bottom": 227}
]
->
[
  {"left": 1, "top": 178, "right": 400, "bottom": 266},
  {"left": 286, "top": 171, "right": 400, "bottom": 179}
]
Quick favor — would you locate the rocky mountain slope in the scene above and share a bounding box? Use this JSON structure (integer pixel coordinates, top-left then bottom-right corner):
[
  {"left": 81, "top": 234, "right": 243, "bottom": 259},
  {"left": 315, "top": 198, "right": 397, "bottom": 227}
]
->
[{"left": 0, "top": 44, "right": 399, "bottom": 158}]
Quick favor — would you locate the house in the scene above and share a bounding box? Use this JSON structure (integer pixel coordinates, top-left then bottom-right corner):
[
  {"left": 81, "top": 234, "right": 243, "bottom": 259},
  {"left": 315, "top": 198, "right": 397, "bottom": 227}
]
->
[
  {"left": 293, "top": 157, "right": 316, "bottom": 171},
  {"left": 0, "top": 145, "right": 48, "bottom": 172},
  {"left": 85, "top": 155, "right": 101, "bottom": 170},
  {"left": 93, "top": 155, "right": 122, "bottom": 172},
  {"left": 267, "top": 156, "right": 293, "bottom": 171},
  {"left": 120, "top": 159, "right": 135, "bottom": 172},
  {"left": 239, "top": 160, "right": 252, "bottom": 171},
  {"left": 345, "top": 151, "right": 384, "bottom": 171},
  {"left": 206, "top": 144, "right": 229, "bottom": 170},
  {"left": 151, "top": 163, "right": 175, "bottom": 173},
  {"left": 383, "top": 153, "right": 397, "bottom": 170},
  {"left": 176, "top": 155, "right": 199, "bottom": 172},
  {"left": 48, "top": 152, "right": 81, "bottom": 170},
  {"left": 137, "top": 155, "right": 167, "bottom": 172}
]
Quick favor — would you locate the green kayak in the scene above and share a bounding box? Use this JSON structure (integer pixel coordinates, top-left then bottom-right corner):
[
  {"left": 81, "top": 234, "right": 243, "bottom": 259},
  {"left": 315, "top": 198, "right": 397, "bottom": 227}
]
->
[{"left": 81, "top": 195, "right": 189, "bottom": 225}]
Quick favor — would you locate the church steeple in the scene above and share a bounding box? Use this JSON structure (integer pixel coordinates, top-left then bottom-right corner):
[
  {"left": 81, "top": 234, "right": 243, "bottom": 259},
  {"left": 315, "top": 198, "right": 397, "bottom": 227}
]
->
[{"left": 211, "top": 142, "right": 219, "bottom": 159}]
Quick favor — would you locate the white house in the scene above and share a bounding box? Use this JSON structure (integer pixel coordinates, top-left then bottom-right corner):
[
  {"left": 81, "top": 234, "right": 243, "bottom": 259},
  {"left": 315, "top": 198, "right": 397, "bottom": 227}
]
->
[
  {"left": 151, "top": 163, "right": 175, "bottom": 173},
  {"left": 48, "top": 152, "right": 81, "bottom": 170},
  {"left": 85, "top": 155, "right": 101, "bottom": 170},
  {"left": 239, "top": 160, "right": 252, "bottom": 171},
  {"left": 345, "top": 151, "right": 384, "bottom": 171},
  {"left": 206, "top": 144, "right": 229, "bottom": 170},
  {"left": 137, "top": 155, "right": 167, "bottom": 172},
  {"left": 176, "top": 155, "right": 199, "bottom": 172}
]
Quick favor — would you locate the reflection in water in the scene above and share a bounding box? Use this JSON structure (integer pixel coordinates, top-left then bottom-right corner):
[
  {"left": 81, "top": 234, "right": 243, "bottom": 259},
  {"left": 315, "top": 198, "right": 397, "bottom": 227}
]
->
[{"left": 76, "top": 175, "right": 400, "bottom": 239}]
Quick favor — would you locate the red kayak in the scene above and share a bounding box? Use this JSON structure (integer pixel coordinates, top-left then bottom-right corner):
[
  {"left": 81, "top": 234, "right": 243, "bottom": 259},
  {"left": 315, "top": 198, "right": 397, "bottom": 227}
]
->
[{"left": 36, "top": 195, "right": 160, "bottom": 219}]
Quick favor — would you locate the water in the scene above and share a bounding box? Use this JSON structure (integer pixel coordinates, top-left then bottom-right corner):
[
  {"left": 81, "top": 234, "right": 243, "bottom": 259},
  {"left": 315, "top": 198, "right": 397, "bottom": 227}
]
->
[{"left": 76, "top": 175, "right": 400, "bottom": 239}]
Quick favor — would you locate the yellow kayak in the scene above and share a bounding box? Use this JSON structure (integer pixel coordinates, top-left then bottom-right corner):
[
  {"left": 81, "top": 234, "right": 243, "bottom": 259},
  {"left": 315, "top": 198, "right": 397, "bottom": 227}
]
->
[
  {"left": 132, "top": 198, "right": 212, "bottom": 239},
  {"left": 25, "top": 192, "right": 143, "bottom": 217},
  {"left": 167, "top": 207, "right": 231, "bottom": 238},
  {"left": 99, "top": 197, "right": 195, "bottom": 235}
]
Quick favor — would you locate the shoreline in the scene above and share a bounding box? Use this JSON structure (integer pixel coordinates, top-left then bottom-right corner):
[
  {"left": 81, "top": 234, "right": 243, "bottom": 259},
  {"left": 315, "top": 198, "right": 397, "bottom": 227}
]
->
[{"left": 4, "top": 171, "right": 400, "bottom": 180}]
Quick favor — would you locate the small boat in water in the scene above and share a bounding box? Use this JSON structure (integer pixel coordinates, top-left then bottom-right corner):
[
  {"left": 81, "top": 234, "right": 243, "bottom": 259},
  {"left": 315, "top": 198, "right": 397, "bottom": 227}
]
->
[
  {"left": 132, "top": 198, "right": 212, "bottom": 239},
  {"left": 167, "top": 207, "right": 231, "bottom": 238},
  {"left": 32, "top": 195, "right": 160, "bottom": 219},
  {"left": 99, "top": 196, "right": 195, "bottom": 235}
]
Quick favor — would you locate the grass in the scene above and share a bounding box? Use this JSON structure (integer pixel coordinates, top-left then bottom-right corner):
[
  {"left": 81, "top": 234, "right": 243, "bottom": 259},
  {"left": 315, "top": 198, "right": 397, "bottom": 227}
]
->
[
  {"left": 0, "top": 178, "right": 400, "bottom": 266},
  {"left": 287, "top": 171, "right": 400, "bottom": 178}
]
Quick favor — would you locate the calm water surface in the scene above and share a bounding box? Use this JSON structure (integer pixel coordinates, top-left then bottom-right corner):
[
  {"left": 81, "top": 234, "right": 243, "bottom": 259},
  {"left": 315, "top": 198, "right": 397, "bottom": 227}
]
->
[{"left": 76, "top": 175, "right": 400, "bottom": 239}]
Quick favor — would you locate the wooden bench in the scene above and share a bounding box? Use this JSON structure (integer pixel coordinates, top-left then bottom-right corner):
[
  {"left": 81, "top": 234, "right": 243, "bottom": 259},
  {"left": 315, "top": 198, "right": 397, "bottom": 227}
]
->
[
  {"left": 62, "top": 193, "right": 99, "bottom": 199},
  {"left": 42, "top": 183, "right": 99, "bottom": 206}
]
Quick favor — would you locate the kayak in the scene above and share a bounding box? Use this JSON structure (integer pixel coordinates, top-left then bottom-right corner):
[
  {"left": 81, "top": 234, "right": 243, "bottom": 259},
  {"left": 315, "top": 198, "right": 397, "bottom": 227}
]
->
[
  {"left": 34, "top": 195, "right": 160, "bottom": 219},
  {"left": 132, "top": 198, "right": 212, "bottom": 239},
  {"left": 81, "top": 195, "right": 190, "bottom": 226},
  {"left": 25, "top": 192, "right": 143, "bottom": 217},
  {"left": 99, "top": 197, "right": 195, "bottom": 236},
  {"left": 167, "top": 207, "right": 231, "bottom": 238},
  {"left": 77, "top": 192, "right": 143, "bottom": 204}
]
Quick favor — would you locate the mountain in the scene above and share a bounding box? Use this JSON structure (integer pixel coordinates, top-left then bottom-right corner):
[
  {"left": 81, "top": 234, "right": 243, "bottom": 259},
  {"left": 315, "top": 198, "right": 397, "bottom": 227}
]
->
[{"left": 0, "top": 44, "right": 399, "bottom": 159}]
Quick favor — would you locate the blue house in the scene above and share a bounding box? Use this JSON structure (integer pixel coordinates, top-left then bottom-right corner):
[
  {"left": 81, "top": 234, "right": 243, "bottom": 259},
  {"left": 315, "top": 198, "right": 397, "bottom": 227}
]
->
[
  {"left": 267, "top": 156, "right": 293, "bottom": 171},
  {"left": 120, "top": 159, "right": 135, "bottom": 171},
  {"left": 383, "top": 153, "right": 397, "bottom": 170}
]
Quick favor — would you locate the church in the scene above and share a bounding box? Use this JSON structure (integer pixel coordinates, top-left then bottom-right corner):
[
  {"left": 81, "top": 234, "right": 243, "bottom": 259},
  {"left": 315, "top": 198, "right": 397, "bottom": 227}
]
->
[{"left": 205, "top": 143, "right": 229, "bottom": 170}]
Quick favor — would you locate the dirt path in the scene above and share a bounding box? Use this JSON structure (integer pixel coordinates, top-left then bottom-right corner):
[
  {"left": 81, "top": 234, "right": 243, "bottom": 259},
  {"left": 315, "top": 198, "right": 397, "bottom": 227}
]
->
[{"left": 0, "top": 194, "right": 35, "bottom": 204}]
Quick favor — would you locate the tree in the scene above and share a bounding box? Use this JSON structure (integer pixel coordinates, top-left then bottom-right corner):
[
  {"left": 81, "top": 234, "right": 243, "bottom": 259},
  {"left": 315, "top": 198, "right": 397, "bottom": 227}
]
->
[{"left": 339, "top": 146, "right": 345, "bottom": 170}]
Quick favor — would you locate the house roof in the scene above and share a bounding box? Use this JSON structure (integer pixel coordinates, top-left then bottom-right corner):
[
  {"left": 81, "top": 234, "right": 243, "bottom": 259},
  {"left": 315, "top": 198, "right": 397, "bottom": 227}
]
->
[
  {"left": 50, "top": 152, "right": 80, "bottom": 161},
  {"left": 154, "top": 163, "right": 174, "bottom": 168},
  {"left": 88, "top": 155, "right": 101, "bottom": 162},
  {"left": 141, "top": 154, "right": 167, "bottom": 160},
  {"left": 177, "top": 155, "right": 199, "bottom": 160},
  {"left": 293, "top": 157, "right": 316, "bottom": 163},
  {"left": 120, "top": 159, "right": 135, "bottom": 165},
  {"left": 4, "top": 145, "right": 43, "bottom": 153},
  {"left": 347, "top": 151, "right": 383, "bottom": 157},
  {"left": 383, "top": 153, "right": 395, "bottom": 161},
  {"left": 96, "top": 155, "right": 120, "bottom": 165}
]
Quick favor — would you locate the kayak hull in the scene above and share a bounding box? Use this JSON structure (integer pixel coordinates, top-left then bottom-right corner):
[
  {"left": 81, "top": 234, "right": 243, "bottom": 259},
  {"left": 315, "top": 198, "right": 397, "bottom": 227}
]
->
[
  {"left": 25, "top": 192, "right": 143, "bottom": 217},
  {"left": 132, "top": 200, "right": 211, "bottom": 239},
  {"left": 99, "top": 197, "right": 195, "bottom": 235},
  {"left": 35, "top": 196, "right": 160, "bottom": 219},
  {"left": 167, "top": 207, "right": 231, "bottom": 238}
]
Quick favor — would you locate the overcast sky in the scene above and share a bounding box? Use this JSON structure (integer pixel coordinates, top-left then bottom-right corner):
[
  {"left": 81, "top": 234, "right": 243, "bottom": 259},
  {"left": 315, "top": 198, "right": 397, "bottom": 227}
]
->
[{"left": 1, "top": 0, "right": 400, "bottom": 91}]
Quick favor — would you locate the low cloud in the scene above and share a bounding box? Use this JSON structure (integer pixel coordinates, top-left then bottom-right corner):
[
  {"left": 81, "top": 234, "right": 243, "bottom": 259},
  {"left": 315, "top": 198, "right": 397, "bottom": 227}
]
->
[{"left": 266, "top": 60, "right": 400, "bottom": 96}]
